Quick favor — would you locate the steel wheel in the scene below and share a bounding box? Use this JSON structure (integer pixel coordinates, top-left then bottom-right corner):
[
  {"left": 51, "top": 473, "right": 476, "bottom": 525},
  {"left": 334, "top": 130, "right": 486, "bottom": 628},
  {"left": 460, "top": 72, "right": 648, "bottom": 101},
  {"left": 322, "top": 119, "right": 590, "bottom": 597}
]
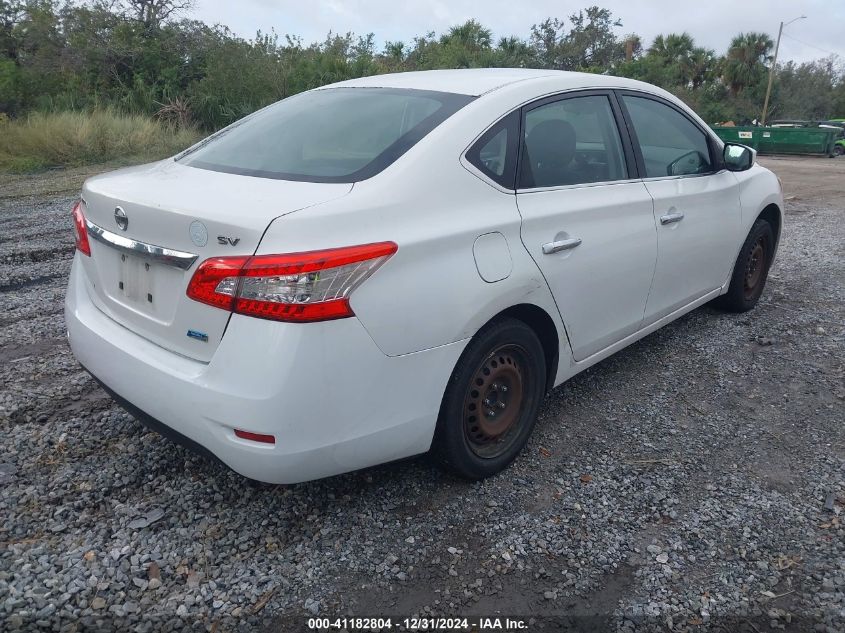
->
[
  {"left": 743, "top": 236, "right": 767, "bottom": 301},
  {"left": 715, "top": 218, "right": 775, "bottom": 313},
  {"left": 433, "top": 318, "right": 546, "bottom": 480},
  {"left": 462, "top": 344, "right": 529, "bottom": 459}
]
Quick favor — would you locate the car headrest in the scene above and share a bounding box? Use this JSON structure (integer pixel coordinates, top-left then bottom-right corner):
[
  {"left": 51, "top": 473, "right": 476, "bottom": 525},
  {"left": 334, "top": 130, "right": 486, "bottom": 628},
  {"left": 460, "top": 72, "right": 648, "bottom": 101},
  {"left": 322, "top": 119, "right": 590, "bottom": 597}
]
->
[{"left": 525, "top": 119, "right": 576, "bottom": 168}]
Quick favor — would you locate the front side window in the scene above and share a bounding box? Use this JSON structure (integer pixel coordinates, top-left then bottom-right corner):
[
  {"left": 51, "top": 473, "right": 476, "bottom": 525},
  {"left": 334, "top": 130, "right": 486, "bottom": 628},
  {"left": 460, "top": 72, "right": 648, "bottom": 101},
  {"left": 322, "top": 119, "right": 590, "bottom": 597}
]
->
[
  {"left": 621, "top": 95, "right": 713, "bottom": 178},
  {"left": 518, "top": 95, "right": 628, "bottom": 189},
  {"left": 178, "top": 88, "right": 474, "bottom": 183}
]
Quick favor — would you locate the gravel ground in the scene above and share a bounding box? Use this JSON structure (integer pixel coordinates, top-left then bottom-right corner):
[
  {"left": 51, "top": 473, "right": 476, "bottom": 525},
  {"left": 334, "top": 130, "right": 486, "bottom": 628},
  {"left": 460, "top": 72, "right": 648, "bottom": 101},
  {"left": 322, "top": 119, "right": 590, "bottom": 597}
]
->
[{"left": 1, "top": 157, "right": 843, "bottom": 632}]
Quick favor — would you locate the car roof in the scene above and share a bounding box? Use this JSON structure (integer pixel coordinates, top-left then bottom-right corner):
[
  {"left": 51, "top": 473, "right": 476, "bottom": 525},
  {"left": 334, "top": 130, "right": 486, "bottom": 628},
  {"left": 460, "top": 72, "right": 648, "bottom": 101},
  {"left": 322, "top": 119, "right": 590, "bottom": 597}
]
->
[{"left": 322, "top": 68, "right": 653, "bottom": 97}]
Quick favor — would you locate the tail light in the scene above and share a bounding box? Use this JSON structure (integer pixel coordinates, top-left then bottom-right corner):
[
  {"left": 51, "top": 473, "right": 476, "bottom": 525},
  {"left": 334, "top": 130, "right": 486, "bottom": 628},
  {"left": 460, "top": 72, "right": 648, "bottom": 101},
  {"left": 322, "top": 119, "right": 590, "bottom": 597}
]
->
[
  {"left": 186, "top": 242, "right": 397, "bottom": 323},
  {"left": 72, "top": 201, "right": 91, "bottom": 256}
]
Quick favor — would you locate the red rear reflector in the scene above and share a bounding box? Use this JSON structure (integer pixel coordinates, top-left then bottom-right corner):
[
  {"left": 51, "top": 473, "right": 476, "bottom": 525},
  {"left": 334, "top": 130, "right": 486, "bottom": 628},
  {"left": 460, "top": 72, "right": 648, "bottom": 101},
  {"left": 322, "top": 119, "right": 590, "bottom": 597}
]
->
[
  {"left": 72, "top": 201, "right": 91, "bottom": 256},
  {"left": 186, "top": 242, "right": 397, "bottom": 323},
  {"left": 234, "top": 429, "right": 275, "bottom": 444}
]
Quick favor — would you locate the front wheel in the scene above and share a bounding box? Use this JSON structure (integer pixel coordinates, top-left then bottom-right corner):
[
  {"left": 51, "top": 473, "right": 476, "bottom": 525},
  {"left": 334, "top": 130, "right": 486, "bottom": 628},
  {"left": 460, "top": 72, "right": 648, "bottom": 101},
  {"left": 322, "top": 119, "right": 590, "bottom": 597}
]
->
[
  {"left": 433, "top": 318, "right": 546, "bottom": 480},
  {"left": 714, "top": 218, "right": 775, "bottom": 313},
  {"left": 834, "top": 144, "right": 844, "bottom": 157}
]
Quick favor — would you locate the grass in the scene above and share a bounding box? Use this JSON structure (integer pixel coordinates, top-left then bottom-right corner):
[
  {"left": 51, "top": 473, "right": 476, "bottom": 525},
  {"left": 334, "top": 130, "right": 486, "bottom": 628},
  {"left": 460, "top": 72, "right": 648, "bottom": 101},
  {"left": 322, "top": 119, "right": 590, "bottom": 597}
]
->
[{"left": 0, "top": 109, "right": 201, "bottom": 173}]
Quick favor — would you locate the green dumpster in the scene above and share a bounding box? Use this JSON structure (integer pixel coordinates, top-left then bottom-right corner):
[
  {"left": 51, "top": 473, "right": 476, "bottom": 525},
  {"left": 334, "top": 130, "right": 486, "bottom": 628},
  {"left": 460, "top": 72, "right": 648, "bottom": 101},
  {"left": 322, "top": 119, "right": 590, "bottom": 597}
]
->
[{"left": 711, "top": 126, "right": 840, "bottom": 157}]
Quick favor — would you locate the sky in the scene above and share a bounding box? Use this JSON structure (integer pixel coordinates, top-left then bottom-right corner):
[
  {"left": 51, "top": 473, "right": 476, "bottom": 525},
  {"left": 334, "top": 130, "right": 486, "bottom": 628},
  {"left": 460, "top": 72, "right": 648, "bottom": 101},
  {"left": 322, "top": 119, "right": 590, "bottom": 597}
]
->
[{"left": 189, "top": 0, "right": 845, "bottom": 64}]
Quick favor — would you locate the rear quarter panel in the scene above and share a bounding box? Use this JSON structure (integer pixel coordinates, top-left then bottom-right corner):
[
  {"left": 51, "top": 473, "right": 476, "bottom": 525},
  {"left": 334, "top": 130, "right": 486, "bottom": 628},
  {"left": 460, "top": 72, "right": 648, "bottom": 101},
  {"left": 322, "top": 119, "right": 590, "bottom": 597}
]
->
[{"left": 255, "top": 95, "right": 570, "bottom": 381}]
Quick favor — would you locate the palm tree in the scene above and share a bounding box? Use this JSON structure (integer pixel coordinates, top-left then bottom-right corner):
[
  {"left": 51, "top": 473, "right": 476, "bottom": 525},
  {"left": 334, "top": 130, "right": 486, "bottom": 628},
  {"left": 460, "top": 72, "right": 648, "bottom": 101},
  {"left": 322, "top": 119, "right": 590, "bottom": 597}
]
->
[
  {"left": 723, "top": 32, "right": 774, "bottom": 95},
  {"left": 651, "top": 32, "right": 694, "bottom": 61},
  {"left": 621, "top": 34, "right": 642, "bottom": 61},
  {"left": 688, "top": 47, "right": 716, "bottom": 89},
  {"left": 441, "top": 20, "right": 492, "bottom": 51},
  {"left": 496, "top": 36, "right": 532, "bottom": 67},
  {"left": 647, "top": 33, "right": 697, "bottom": 87}
]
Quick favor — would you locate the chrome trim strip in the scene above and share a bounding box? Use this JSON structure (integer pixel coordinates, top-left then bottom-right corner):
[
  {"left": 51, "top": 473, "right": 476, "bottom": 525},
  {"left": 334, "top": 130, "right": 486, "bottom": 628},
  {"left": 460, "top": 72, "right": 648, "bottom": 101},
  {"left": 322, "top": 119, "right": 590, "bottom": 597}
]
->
[
  {"left": 86, "top": 221, "right": 198, "bottom": 270},
  {"left": 515, "top": 169, "right": 729, "bottom": 193},
  {"left": 517, "top": 177, "right": 642, "bottom": 194},
  {"left": 639, "top": 168, "right": 728, "bottom": 183}
]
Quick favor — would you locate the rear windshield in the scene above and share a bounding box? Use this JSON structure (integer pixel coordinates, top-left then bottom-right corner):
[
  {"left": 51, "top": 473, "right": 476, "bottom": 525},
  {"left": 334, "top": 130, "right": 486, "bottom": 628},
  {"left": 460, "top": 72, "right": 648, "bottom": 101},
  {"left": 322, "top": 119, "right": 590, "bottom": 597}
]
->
[{"left": 177, "top": 88, "right": 474, "bottom": 182}]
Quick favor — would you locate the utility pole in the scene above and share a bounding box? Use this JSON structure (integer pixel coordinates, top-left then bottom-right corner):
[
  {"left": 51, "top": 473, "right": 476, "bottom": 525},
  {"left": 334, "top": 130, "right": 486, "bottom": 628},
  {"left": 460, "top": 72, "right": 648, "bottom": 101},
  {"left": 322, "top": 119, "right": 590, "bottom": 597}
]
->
[{"left": 761, "top": 15, "right": 806, "bottom": 127}]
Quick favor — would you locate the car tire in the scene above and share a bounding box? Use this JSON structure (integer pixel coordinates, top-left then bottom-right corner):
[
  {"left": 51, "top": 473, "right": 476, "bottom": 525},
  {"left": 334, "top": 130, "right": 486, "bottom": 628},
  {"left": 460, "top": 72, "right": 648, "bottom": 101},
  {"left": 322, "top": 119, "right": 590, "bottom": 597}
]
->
[
  {"left": 714, "top": 218, "right": 775, "bottom": 313},
  {"left": 834, "top": 145, "right": 844, "bottom": 157},
  {"left": 432, "top": 317, "right": 546, "bottom": 480}
]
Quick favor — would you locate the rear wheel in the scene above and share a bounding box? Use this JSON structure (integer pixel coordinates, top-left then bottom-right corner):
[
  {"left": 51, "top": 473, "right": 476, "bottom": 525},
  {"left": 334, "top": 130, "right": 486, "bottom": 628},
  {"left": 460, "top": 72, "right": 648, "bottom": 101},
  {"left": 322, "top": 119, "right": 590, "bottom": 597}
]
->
[
  {"left": 715, "top": 218, "right": 775, "bottom": 313},
  {"left": 433, "top": 318, "right": 546, "bottom": 480}
]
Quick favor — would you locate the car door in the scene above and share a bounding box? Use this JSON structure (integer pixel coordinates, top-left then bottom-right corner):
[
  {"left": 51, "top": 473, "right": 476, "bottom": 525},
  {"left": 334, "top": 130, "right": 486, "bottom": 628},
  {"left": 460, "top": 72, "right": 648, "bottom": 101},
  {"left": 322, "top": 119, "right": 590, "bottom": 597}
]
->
[
  {"left": 618, "top": 92, "right": 743, "bottom": 323},
  {"left": 515, "top": 91, "right": 657, "bottom": 361}
]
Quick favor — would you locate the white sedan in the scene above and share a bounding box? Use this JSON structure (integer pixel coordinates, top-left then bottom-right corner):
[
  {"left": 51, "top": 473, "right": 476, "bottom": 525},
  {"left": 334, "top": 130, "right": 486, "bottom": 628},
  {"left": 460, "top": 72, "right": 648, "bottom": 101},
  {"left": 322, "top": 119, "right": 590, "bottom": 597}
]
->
[{"left": 65, "top": 69, "right": 783, "bottom": 483}]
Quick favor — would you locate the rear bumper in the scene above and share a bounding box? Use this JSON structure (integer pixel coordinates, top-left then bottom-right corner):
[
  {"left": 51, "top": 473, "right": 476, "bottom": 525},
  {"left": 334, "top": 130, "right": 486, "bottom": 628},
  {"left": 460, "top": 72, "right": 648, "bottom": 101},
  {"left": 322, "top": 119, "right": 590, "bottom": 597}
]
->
[
  {"left": 65, "top": 256, "right": 466, "bottom": 484},
  {"left": 84, "top": 369, "right": 229, "bottom": 470}
]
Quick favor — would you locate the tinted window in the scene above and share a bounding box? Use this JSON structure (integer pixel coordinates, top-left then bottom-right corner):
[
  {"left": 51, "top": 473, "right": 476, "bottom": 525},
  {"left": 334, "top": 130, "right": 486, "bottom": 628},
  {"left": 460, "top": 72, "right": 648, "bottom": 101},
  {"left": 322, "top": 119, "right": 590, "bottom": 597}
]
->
[
  {"left": 518, "top": 95, "right": 627, "bottom": 189},
  {"left": 622, "top": 95, "right": 713, "bottom": 178},
  {"left": 178, "top": 88, "right": 474, "bottom": 182},
  {"left": 466, "top": 111, "right": 519, "bottom": 188}
]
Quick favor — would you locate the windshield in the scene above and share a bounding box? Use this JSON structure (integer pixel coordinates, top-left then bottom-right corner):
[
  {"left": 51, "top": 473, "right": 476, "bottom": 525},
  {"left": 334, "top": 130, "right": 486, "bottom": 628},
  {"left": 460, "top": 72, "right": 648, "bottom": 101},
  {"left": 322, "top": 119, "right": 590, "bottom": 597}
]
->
[{"left": 178, "top": 88, "right": 474, "bottom": 182}]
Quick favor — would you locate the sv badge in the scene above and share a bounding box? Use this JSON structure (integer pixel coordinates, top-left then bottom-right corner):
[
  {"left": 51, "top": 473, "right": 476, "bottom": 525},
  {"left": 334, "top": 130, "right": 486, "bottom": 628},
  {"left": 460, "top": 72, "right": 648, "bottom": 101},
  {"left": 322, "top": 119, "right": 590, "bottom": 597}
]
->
[{"left": 217, "top": 236, "right": 241, "bottom": 246}]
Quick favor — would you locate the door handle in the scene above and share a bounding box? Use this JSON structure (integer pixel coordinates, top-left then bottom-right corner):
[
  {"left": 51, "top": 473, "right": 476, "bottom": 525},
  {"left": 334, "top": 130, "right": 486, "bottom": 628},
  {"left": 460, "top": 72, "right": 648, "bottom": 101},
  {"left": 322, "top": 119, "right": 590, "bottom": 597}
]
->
[
  {"left": 660, "top": 211, "right": 685, "bottom": 225},
  {"left": 542, "top": 237, "right": 582, "bottom": 254}
]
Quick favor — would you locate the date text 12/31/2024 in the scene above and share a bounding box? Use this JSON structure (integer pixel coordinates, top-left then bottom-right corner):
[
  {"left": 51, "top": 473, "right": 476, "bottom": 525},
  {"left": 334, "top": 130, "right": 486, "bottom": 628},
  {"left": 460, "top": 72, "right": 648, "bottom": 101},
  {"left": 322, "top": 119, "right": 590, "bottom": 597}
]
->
[{"left": 307, "top": 617, "right": 530, "bottom": 630}]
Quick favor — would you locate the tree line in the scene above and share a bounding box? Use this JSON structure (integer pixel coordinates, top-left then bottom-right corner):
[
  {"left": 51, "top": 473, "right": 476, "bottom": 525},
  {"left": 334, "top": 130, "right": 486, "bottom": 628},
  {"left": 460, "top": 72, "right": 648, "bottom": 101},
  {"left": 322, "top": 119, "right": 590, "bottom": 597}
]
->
[{"left": 1, "top": 0, "right": 843, "bottom": 131}]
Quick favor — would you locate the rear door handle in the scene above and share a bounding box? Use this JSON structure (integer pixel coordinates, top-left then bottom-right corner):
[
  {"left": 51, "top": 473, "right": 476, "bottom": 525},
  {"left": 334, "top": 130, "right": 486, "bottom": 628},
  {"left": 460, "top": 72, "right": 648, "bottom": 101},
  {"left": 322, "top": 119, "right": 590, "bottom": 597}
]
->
[
  {"left": 659, "top": 211, "right": 685, "bottom": 225},
  {"left": 542, "top": 237, "right": 582, "bottom": 254}
]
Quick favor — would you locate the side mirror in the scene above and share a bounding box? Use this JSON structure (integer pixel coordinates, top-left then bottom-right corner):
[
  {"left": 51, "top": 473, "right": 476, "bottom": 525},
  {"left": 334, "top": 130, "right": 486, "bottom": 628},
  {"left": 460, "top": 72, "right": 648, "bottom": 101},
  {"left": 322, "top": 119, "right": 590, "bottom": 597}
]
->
[{"left": 723, "top": 143, "right": 754, "bottom": 172}]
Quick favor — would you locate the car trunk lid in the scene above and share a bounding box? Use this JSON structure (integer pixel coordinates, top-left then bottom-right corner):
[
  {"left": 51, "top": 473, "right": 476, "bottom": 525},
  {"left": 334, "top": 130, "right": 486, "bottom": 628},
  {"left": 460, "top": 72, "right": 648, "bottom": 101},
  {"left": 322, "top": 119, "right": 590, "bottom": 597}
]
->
[{"left": 78, "top": 160, "right": 352, "bottom": 362}]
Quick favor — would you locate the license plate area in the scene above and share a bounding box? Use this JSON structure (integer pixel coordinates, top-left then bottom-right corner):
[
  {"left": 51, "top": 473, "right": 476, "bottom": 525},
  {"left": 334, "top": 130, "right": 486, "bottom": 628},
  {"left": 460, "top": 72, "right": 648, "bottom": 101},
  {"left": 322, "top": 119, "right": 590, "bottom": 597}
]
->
[
  {"left": 118, "top": 252, "right": 157, "bottom": 306},
  {"left": 94, "top": 245, "right": 183, "bottom": 325}
]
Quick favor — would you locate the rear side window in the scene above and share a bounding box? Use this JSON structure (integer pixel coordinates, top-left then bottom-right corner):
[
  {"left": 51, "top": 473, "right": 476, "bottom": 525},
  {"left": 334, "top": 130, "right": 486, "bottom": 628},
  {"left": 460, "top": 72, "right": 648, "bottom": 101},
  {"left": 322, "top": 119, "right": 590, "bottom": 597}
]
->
[
  {"left": 621, "top": 95, "right": 713, "bottom": 178},
  {"left": 465, "top": 111, "right": 519, "bottom": 188},
  {"left": 518, "top": 95, "right": 628, "bottom": 189},
  {"left": 178, "top": 88, "right": 474, "bottom": 183}
]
